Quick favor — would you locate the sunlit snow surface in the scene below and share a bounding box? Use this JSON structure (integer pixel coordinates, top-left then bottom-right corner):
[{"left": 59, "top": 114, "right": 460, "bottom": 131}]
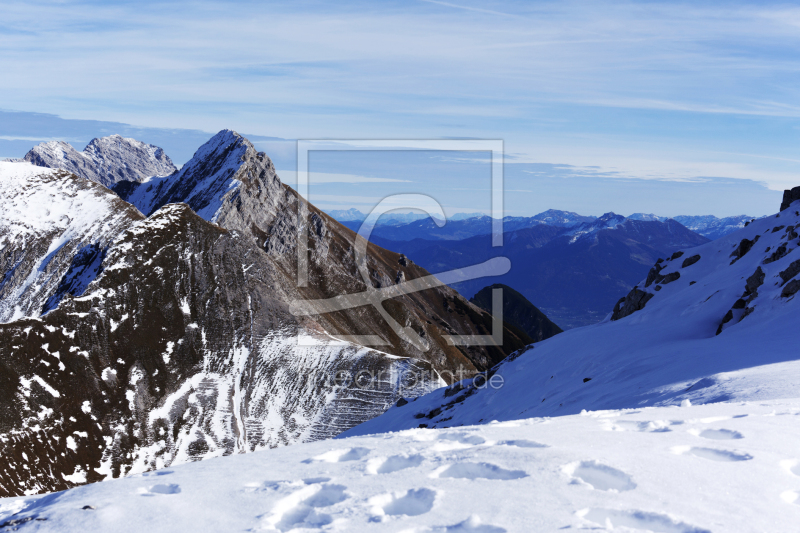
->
[
  {"left": 0, "top": 161, "right": 140, "bottom": 322},
  {"left": 1, "top": 399, "right": 799, "bottom": 531},
  {"left": 347, "top": 202, "right": 800, "bottom": 435}
]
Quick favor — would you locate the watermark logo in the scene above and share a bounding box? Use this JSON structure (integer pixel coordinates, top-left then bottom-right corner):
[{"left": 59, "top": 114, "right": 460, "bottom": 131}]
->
[{"left": 291, "top": 140, "right": 508, "bottom": 351}]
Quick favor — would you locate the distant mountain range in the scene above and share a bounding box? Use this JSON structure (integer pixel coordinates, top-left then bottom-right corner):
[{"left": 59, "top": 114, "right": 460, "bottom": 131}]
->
[
  {"left": 370, "top": 213, "right": 710, "bottom": 329},
  {"left": 345, "top": 194, "right": 800, "bottom": 437},
  {"left": 628, "top": 213, "right": 754, "bottom": 240},
  {"left": 333, "top": 209, "right": 753, "bottom": 241}
]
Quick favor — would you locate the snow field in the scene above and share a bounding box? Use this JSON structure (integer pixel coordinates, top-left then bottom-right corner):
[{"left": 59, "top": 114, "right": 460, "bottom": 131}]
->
[{"left": 2, "top": 399, "right": 799, "bottom": 532}]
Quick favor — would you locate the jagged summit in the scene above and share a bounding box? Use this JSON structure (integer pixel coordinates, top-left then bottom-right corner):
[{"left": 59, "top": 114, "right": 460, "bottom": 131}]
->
[
  {"left": 22, "top": 135, "right": 176, "bottom": 188},
  {"left": 114, "top": 129, "right": 273, "bottom": 222}
]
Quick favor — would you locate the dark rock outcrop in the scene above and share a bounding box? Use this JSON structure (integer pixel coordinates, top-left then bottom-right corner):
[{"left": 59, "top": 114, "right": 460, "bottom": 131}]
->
[
  {"left": 780, "top": 186, "right": 800, "bottom": 212},
  {"left": 682, "top": 254, "right": 701, "bottom": 268},
  {"left": 470, "top": 283, "right": 562, "bottom": 343},
  {"left": 611, "top": 287, "right": 654, "bottom": 321},
  {"left": 779, "top": 259, "right": 800, "bottom": 286},
  {"left": 661, "top": 271, "right": 681, "bottom": 285},
  {"left": 763, "top": 243, "right": 789, "bottom": 264},
  {"left": 782, "top": 279, "right": 800, "bottom": 298},
  {"left": 717, "top": 266, "right": 765, "bottom": 335},
  {"left": 744, "top": 266, "right": 765, "bottom": 296},
  {"left": 730, "top": 237, "right": 758, "bottom": 264}
]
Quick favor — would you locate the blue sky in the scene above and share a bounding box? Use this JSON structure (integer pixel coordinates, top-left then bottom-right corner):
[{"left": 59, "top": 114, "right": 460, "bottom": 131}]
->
[{"left": 2, "top": 0, "right": 799, "bottom": 216}]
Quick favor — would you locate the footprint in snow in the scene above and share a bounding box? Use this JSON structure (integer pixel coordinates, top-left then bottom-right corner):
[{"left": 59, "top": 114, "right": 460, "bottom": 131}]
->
[
  {"left": 141, "top": 470, "right": 174, "bottom": 477},
  {"left": 303, "top": 447, "right": 370, "bottom": 463},
  {"left": 496, "top": 439, "right": 548, "bottom": 448},
  {"left": 432, "top": 462, "right": 527, "bottom": 481},
  {"left": 605, "top": 419, "right": 673, "bottom": 433},
  {"left": 369, "top": 488, "right": 437, "bottom": 520},
  {"left": 577, "top": 508, "right": 710, "bottom": 533},
  {"left": 781, "top": 490, "right": 800, "bottom": 505},
  {"left": 244, "top": 477, "right": 332, "bottom": 494},
  {"left": 780, "top": 459, "right": 800, "bottom": 477},
  {"left": 366, "top": 454, "right": 424, "bottom": 475},
  {"left": 671, "top": 446, "right": 752, "bottom": 462},
  {"left": 259, "top": 480, "right": 348, "bottom": 531},
  {"left": 413, "top": 514, "right": 507, "bottom": 532},
  {"left": 563, "top": 460, "right": 636, "bottom": 492},
  {"left": 138, "top": 483, "right": 181, "bottom": 496},
  {"left": 689, "top": 428, "right": 744, "bottom": 440},
  {"left": 430, "top": 432, "right": 486, "bottom": 451}
]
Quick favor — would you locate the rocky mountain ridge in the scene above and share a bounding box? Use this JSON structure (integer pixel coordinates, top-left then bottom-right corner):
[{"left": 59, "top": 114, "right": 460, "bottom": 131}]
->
[
  {"left": 21, "top": 135, "right": 176, "bottom": 188},
  {"left": 0, "top": 133, "right": 529, "bottom": 497}
]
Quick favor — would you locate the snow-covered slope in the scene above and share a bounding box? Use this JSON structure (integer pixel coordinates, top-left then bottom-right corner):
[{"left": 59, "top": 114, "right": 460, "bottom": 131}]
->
[
  {"left": 346, "top": 201, "right": 800, "bottom": 435},
  {"left": 2, "top": 398, "right": 799, "bottom": 532},
  {"left": 22, "top": 135, "right": 176, "bottom": 188},
  {"left": 0, "top": 161, "right": 143, "bottom": 322},
  {"left": 525, "top": 208, "right": 596, "bottom": 227},
  {"left": 627, "top": 212, "right": 667, "bottom": 222},
  {"left": 622, "top": 214, "right": 753, "bottom": 240},
  {"left": 672, "top": 215, "right": 753, "bottom": 240}
]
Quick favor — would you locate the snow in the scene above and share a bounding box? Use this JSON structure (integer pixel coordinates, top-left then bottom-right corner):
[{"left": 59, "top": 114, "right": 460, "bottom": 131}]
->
[
  {"left": 2, "top": 399, "right": 799, "bottom": 531},
  {"left": 0, "top": 161, "right": 141, "bottom": 321},
  {"left": 565, "top": 212, "right": 626, "bottom": 243},
  {"left": 347, "top": 205, "right": 800, "bottom": 435},
  {"left": 122, "top": 130, "right": 250, "bottom": 221}
]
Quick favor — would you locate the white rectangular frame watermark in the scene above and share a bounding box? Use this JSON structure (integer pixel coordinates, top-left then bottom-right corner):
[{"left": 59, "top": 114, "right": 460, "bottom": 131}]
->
[{"left": 294, "top": 139, "right": 505, "bottom": 349}]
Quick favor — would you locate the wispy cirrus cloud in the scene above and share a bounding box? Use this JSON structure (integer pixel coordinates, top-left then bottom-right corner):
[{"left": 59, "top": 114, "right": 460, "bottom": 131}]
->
[{"left": 0, "top": 0, "right": 798, "bottom": 214}]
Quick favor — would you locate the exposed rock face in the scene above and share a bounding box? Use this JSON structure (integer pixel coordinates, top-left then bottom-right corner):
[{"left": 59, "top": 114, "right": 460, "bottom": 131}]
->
[
  {"left": 114, "top": 130, "right": 529, "bottom": 373},
  {"left": 730, "top": 237, "right": 758, "bottom": 264},
  {"left": 716, "top": 266, "right": 766, "bottom": 335},
  {"left": 611, "top": 287, "right": 654, "bottom": 321},
  {"left": 0, "top": 162, "right": 143, "bottom": 323},
  {"left": 745, "top": 267, "right": 765, "bottom": 296},
  {"left": 23, "top": 135, "right": 176, "bottom": 188},
  {"left": 0, "top": 132, "right": 529, "bottom": 496},
  {"left": 0, "top": 204, "right": 442, "bottom": 496},
  {"left": 779, "top": 259, "right": 800, "bottom": 286},
  {"left": 782, "top": 279, "right": 800, "bottom": 298},
  {"left": 470, "top": 284, "right": 562, "bottom": 342},
  {"left": 682, "top": 254, "right": 701, "bottom": 268},
  {"left": 780, "top": 186, "right": 800, "bottom": 211}
]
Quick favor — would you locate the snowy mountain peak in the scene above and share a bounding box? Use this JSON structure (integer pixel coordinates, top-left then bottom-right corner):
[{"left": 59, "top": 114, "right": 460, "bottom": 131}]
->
[
  {"left": 627, "top": 212, "right": 666, "bottom": 222},
  {"left": 530, "top": 209, "right": 596, "bottom": 227},
  {"left": 114, "top": 129, "right": 271, "bottom": 222},
  {"left": 22, "top": 135, "right": 176, "bottom": 188},
  {"left": 565, "top": 212, "right": 626, "bottom": 242}
]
